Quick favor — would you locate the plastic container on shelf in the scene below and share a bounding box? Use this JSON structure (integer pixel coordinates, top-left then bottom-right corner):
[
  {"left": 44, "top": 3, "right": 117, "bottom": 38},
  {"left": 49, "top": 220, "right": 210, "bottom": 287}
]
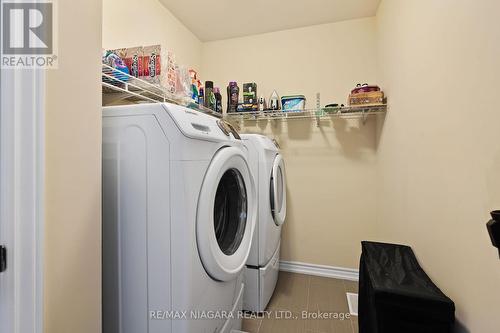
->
[{"left": 281, "top": 95, "right": 306, "bottom": 112}]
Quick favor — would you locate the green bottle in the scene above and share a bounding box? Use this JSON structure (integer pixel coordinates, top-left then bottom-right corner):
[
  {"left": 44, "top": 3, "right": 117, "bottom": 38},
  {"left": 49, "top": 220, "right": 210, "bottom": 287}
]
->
[{"left": 208, "top": 90, "right": 216, "bottom": 111}]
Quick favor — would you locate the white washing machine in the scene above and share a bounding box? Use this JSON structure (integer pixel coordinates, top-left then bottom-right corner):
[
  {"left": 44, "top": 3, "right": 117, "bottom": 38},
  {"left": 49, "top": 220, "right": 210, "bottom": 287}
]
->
[
  {"left": 241, "top": 134, "right": 287, "bottom": 312},
  {"left": 102, "top": 103, "right": 257, "bottom": 333}
]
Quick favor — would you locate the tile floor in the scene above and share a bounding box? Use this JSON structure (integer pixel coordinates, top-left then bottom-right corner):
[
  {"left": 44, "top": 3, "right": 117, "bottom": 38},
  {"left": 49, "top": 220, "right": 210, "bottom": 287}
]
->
[{"left": 242, "top": 272, "right": 359, "bottom": 333}]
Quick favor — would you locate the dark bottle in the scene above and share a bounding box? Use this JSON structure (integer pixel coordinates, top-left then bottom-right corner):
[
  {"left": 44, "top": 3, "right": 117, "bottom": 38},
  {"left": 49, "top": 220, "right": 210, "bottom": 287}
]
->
[
  {"left": 205, "top": 81, "right": 214, "bottom": 109},
  {"left": 227, "top": 81, "right": 239, "bottom": 113},
  {"left": 214, "top": 87, "right": 223, "bottom": 113}
]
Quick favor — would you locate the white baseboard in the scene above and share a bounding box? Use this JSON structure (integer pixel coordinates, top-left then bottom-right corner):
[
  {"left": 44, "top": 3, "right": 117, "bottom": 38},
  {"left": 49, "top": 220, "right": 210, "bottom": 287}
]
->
[{"left": 279, "top": 261, "right": 359, "bottom": 281}]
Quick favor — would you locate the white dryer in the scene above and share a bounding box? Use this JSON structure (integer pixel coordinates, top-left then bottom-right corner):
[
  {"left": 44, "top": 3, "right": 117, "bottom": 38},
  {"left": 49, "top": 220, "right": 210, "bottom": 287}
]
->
[
  {"left": 102, "top": 103, "right": 257, "bottom": 333},
  {"left": 241, "top": 134, "right": 287, "bottom": 312}
]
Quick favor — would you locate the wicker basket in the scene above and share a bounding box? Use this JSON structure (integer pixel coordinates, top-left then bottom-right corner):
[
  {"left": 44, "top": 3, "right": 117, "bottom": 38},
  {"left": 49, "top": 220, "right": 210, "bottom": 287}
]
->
[{"left": 349, "top": 91, "right": 385, "bottom": 106}]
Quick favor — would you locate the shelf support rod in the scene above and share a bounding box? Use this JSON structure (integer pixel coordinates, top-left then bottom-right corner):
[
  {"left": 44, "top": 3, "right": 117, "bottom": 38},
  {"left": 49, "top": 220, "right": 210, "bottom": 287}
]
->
[
  {"left": 362, "top": 108, "right": 368, "bottom": 125},
  {"left": 316, "top": 93, "right": 321, "bottom": 127}
]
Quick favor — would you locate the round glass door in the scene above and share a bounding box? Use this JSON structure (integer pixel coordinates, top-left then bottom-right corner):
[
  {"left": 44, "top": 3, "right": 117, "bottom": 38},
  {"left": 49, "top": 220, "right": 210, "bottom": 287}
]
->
[
  {"left": 197, "top": 147, "right": 257, "bottom": 282},
  {"left": 270, "top": 154, "right": 286, "bottom": 226},
  {"left": 214, "top": 169, "right": 247, "bottom": 255}
]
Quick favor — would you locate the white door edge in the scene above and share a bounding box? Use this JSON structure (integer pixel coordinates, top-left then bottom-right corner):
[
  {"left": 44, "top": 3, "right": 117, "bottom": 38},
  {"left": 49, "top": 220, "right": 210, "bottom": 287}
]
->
[
  {"left": 271, "top": 154, "right": 286, "bottom": 226},
  {"left": 0, "top": 67, "right": 45, "bottom": 333}
]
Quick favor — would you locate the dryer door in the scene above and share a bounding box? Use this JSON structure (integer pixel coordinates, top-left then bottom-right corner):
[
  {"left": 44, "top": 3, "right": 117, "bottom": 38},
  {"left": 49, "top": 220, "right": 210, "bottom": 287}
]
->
[
  {"left": 197, "top": 147, "right": 257, "bottom": 282},
  {"left": 270, "top": 154, "right": 287, "bottom": 226}
]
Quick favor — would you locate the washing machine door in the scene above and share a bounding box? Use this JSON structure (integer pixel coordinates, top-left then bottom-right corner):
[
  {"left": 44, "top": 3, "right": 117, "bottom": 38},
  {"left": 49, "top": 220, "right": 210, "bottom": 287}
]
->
[
  {"left": 270, "top": 154, "right": 286, "bottom": 226},
  {"left": 197, "top": 146, "right": 257, "bottom": 282}
]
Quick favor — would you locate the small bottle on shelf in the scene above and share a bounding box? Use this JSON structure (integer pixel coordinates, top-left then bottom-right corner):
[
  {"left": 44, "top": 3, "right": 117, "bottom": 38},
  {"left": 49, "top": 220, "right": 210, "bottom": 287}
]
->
[{"left": 199, "top": 87, "right": 205, "bottom": 106}]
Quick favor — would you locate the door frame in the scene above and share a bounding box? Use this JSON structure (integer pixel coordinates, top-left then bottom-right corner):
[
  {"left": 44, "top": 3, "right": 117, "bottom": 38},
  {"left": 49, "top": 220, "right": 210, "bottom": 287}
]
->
[{"left": 0, "top": 68, "right": 45, "bottom": 332}]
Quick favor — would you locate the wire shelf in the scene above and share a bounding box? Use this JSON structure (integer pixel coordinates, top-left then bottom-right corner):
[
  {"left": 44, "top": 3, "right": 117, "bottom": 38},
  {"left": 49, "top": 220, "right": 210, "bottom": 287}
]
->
[
  {"left": 102, "top": 63, "right": 386, "bottom": 124},
  {"left": 225, "top": 105, "right": 387, "bottom": 125},
  {"left": 101, "top": 64, "right": 222, "bottom": 118}
]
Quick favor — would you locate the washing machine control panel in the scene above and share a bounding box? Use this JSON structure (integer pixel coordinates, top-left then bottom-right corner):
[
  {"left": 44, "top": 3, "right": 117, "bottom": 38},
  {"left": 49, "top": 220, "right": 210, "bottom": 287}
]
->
[{"left": 163, "top": 103, "right": 229, "bottom": 141}]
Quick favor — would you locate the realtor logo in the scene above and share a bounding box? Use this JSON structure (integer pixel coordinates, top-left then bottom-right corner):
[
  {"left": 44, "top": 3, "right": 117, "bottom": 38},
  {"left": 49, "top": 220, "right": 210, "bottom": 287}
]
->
[{"left": 1, "top": 0, "right": 57, "bottom": 68}]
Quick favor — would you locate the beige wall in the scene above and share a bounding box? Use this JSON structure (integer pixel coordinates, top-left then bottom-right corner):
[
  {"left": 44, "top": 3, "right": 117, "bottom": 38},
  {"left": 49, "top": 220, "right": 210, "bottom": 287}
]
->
[
  {"left": 45, "top": 0, "right": 102, "bottom": 332},
  {"left": 375, "top": 0, "right": 500, "bottom": 331},
  {"left": 202, "top": 18, "right": 380, "bottom": 268},
  {"left": 202, "top": 18, "right": 378, "bottom": 112},
  {"left": 236, "top": 118, "right": 379, "bottom": 269},
  {"left": 102, "top": 0, "right": 202, "bottom": 70}
]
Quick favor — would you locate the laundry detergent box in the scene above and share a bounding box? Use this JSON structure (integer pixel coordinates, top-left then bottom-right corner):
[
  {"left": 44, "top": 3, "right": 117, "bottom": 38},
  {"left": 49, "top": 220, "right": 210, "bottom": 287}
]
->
[{"left": 281, "top": 95, "right": 306, "bottom": 112}]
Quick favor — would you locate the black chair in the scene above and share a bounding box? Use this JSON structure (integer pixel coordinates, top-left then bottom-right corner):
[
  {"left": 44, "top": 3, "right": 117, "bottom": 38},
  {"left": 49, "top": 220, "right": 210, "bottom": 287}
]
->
[{"left": 359, "top": 241, "right": 455, "bottom": 333}]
